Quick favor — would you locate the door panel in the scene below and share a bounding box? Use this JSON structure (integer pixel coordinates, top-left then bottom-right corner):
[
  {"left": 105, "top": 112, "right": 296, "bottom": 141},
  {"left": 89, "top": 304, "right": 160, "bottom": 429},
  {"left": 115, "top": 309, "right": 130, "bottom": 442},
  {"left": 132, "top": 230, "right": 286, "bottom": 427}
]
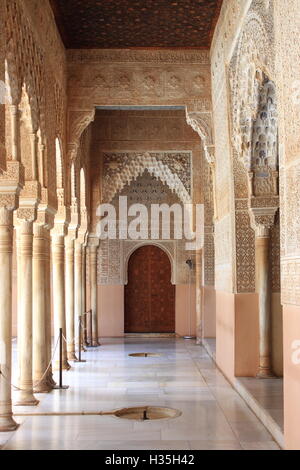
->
[{"left": 125, "top": 245, "right": 175, "bottom": 333}]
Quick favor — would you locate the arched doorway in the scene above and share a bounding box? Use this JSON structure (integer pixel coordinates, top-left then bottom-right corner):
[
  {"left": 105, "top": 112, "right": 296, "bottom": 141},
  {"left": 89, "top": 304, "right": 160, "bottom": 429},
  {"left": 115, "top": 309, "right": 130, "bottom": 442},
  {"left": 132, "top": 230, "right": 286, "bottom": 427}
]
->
[{"left": 125, "top": 245, "right": 175, "bottom": 333}]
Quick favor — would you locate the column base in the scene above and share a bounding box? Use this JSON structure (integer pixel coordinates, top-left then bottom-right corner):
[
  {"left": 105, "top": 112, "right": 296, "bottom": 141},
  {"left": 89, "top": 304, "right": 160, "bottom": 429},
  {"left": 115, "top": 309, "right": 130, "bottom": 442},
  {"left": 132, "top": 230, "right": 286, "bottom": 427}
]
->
[
  {"left": 0, "top": 415, "right": 19, "bottom": 432},
  {"left": 257, "top": 367, "right": 276, "bottom": 379},
  {"left": 14, "top": 391, "right": 39, "bottom": 406},
  {"left": 196, "top": 338, "right": 203, "bottom": 345},
  {"left": 67, "top": 352, "right": 78, "bottom": 361},
  {"left": 33, "top": 379, "right": 52, "bottom": 394},
  {"left": 91, "top": 340, "right": 101, "bottom": 347},
  {"left": 54, "top": 361, "right": 72, "bottom": 371},
  {"left": 46, "top": 370, "right": 57, "bottom": 389}
]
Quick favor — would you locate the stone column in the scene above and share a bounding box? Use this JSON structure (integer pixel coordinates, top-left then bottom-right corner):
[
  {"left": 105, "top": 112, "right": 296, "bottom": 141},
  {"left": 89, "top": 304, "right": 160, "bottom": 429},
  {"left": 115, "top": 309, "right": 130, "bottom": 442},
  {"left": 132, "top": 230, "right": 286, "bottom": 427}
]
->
[
  {"left": 32, "top": 224, "right": 52, "bottom": 392},
  {"left": 65, "top": 237, "right": 77, "bottom": 361},
  {"left": 255, "top": 225, "right": 273, "bottom": 378},
  {"left": 89, "top": 243, "right": 100, "bottom": 347},
  {"left": 74, "top": 241, "right": 83, "bottom": 351},
  {"left": 52, "top": 235, "right": 70, "bottom": 370},
  {"left": 81, "top": 245, "right": 88, "bottom": 346},
  {"left": 45, "top": 232, "right": 55, "bottom": 388},
  {"left": 0, "top": 208, "right": 18, "bottom": 430},
  {"left": 14, "top": 220, "right": 38, "bottom": 405},
  {"left": 195, "top": 250, "right": 203, "bottom": 345}
]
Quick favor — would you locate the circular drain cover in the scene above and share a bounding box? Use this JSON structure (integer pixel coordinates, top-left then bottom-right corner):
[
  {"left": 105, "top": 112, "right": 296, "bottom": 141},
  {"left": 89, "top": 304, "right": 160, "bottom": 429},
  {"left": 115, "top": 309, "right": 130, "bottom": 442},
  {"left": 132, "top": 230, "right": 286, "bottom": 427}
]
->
[
  {"left": 115, "top": 406, "right": 181, "bottom": 421},
  {"left": 129, "top": 353, "right": 161, "bottom": 357}
]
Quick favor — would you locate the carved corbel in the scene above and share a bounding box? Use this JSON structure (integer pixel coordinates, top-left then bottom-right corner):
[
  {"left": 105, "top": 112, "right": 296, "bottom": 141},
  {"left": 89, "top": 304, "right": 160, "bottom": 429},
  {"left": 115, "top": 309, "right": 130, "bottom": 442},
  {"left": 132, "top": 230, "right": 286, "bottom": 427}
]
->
[
  {"left": 185, "top": 110, "right": 214, "bottom": 165},
  {"left": 68, "top": 108, "right": 95, "bottom": 161}
]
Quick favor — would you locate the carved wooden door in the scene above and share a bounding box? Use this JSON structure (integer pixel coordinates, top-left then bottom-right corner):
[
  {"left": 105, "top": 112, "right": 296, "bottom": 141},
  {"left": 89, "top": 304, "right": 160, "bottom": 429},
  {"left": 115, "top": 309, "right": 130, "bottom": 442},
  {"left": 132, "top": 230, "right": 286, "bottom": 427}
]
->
[{"left": 125, "top": 245, "right": 175, "bottom": 333}]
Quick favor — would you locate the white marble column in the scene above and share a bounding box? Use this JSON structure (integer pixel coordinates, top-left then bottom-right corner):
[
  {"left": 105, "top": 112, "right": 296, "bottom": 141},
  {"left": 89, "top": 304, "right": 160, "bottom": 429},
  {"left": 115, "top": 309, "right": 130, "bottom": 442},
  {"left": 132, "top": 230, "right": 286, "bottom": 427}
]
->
[
  {"left": 74, "top": 241, "right": 83, "bottom": 351},
  {"left": 89, "top": 244, "right": 100, "bottom": 347},
  {"left": 256, "top": 226, "right": 273, "bottom": 378},
  {"left": 0, "top": 208, "right": 18, "bottom": 431},
  {"left": 45, "top": 233, "right": 55, "bottom": 388},
  {"left": 195, "top": 250, "right": 203, "bottom": 345},
  {"left": 15, "top": 220, "right": 38, "bottom": 405},
  {"left": 52, "top": 235, "right": 70, "bottom": 370},
  {"left": 81, "top": 245, "right": 88, "bottom": 346},
  {"left": 32, "top": 224, "right": 52, "bottom": 392},
  {"left": 65, "top": 238, "right": 77, "bottom": 361}
]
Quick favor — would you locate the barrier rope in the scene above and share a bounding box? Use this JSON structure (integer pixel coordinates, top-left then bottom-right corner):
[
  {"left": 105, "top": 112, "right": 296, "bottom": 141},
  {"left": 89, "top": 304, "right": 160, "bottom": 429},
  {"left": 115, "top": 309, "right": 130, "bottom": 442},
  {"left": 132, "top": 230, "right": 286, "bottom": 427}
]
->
[{"left": 0, "top": 334, "right": 60, "bottom": 392}]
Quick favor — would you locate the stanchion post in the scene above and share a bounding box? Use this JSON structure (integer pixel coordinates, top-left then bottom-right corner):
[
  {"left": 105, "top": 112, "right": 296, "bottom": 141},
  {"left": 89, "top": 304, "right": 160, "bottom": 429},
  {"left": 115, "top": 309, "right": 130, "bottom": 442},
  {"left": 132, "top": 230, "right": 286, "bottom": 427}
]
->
[
  {"left": 75, "top": 316, "right": 86, "bottom": 363},
  {"left": 54, "top": 329, "right": 69, "bottom": 390},
  {"left": 86, "top": 310, "right": 94, "bottom": 348}
]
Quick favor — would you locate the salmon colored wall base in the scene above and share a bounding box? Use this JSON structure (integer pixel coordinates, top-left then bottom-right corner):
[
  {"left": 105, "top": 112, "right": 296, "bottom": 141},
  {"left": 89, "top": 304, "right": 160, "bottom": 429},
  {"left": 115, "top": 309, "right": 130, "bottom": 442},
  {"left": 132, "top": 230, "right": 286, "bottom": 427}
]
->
[
  {"left": 175, "top": 284, "right": 196, "bottom": 337},
  {"left": 203, "top": 286, "right": 216, "bottom": 338},
  {"left": 216, "top": 291, "right": 259, "bottom": 382},
  {"left": 283, "top": 305, "right": 300, "bottom": 450},
  {"left": 98, "top": 285, "right": 124, "bottom": 337},
  {"left": 97, "top": 284, "right": 196, "bottom": 337}
]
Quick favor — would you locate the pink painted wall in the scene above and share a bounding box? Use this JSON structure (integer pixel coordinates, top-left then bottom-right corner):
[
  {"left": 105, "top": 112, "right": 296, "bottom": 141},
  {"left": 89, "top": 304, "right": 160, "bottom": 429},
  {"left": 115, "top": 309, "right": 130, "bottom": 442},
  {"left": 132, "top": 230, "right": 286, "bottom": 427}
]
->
[
  {"left": 203, "top": 286, "right": 216, "bottom": 338},
  {"left": 98, "top": 285, "right": 124, "bottom": 337},
  {"left": 97, "top": 284, "right": 196, "bottom": 337},
  {"left": 175, "top": 284, "right": 196, "bottom": 337},
  {"left": 216, "top": 291, "right": 235, "bottom": 382},
  {"left": 283, "top": 305, "right": 300, "bottom": 450},
  {"left": 216, "top": 291, "right": 259, "bottom": 383}
]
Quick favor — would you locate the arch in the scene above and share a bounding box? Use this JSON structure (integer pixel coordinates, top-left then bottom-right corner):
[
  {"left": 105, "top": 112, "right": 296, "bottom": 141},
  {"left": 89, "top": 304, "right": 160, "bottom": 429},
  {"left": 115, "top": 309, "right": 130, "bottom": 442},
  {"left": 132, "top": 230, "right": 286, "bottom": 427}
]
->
[
  {"left": 124, "top": 241, "right": 175, "bottom": 285},
  {"left": 103, "top": 152, "right": 192, "bottom": 204}
]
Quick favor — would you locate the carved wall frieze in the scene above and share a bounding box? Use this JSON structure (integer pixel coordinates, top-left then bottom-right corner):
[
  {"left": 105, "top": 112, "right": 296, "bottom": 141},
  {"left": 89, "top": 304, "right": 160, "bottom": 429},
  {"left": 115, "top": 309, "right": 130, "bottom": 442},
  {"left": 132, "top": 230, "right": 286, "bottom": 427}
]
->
[{"left": 67, "top": 49, "right": 210, "bottom": 65}]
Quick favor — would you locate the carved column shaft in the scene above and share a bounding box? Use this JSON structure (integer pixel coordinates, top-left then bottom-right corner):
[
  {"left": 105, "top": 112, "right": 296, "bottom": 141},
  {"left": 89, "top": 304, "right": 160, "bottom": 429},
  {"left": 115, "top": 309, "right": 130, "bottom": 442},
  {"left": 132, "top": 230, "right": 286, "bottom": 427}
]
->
[
  {"left": 15, "top": 221, "right": 38, "bottom": 405},
  {"left": 65, "top": 238, "right": 77, "bottom": 361},
  {"left": 0, "top": 208, "right": 18, "bottom": 431},
  {"left": 32, "top": 225, "right": 52, "bottom": 392},
  {"left": 89, "top": 245, "right": 99, "bottom": 347},
  {"left": 52, "top": 235, "right": 70, "bottom": 370},
  {"left": 256, "top": 227, "right": 273, "bottom": 378}
]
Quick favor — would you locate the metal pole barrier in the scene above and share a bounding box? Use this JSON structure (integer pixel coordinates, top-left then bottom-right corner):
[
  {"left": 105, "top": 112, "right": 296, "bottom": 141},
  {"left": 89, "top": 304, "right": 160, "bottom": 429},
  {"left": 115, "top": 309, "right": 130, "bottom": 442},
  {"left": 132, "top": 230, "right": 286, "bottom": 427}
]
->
[
  {"left": 75, "top": 316, "right": 86, "bottom": 363},
  {"left": 54, "top": 328, "right": 69, "bottom": 390},
  {"left": 86, "top": 310, "right": 94, "bottom": 348}
]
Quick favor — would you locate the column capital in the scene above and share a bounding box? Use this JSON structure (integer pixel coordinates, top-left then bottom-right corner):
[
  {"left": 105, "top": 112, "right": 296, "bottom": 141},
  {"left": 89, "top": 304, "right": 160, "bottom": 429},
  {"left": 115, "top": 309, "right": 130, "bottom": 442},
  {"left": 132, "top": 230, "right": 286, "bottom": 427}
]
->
[
  {"left": 0, "top": 206, "right": 14, "bottom": 227},
  {"left": 0, "top": 161, "right": 25, "bottom": 209},
  {"left": 87, "top": 236, "right": 100, "bottom": 249},
  {"left": 249, "top": 205, "right": 278, "bottom": 238},
  {"left": 35, "top": 203, "right": 56, "bottom": 230}
]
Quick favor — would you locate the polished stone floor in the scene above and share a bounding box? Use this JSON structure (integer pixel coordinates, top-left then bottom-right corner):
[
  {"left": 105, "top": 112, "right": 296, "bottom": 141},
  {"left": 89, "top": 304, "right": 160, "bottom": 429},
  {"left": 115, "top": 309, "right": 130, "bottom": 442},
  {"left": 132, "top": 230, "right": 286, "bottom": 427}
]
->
[
  {"left": 239, "top": 377, "right": 284, "bottom": 430},
  {"left": 0, "top": 338, "right": 280, "bottom": 450}
]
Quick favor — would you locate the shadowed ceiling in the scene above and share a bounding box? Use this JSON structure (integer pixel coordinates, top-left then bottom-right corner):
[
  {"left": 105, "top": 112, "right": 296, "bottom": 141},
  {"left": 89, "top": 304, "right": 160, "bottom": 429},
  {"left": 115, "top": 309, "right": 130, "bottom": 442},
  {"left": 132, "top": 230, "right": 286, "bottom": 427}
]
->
[{"left": 50, "top": 0, "right": 223, "bottom": 49}]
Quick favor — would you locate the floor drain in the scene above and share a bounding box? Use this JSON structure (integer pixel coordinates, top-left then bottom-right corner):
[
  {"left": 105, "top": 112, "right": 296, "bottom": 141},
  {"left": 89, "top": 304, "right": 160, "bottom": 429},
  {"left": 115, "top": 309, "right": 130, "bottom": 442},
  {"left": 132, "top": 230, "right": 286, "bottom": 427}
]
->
[
  {"left": 114, "top": 406, "right": 181, "bottom": 421},
  {"left": 129, "top": 353, "right": 161, "bottom": 357}
]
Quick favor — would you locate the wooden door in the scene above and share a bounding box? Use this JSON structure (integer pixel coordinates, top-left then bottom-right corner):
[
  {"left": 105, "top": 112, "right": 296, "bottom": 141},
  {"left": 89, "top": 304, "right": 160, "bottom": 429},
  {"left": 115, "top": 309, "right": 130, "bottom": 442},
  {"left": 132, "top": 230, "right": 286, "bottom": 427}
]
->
[{"left": 125, "top": 245, "right": 175, "bottom": 333}]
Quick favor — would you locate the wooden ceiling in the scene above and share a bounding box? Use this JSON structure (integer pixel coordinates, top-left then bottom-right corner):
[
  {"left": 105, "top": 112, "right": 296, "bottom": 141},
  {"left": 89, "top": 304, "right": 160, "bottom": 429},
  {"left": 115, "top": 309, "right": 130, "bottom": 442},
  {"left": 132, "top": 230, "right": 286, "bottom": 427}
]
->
[{"left": 50, "top": 0, "right": 223, "bottom": 49}]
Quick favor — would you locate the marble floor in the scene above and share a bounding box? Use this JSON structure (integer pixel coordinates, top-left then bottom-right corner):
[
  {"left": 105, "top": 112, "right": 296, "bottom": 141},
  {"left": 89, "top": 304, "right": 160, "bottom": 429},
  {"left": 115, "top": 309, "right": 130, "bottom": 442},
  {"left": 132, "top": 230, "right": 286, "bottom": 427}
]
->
[
  {"left": 238, "top": 377, "right": 284, "bottom": 430},
  {"left": 0, "top": 338, "right": 280, "bottom": 450}
]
